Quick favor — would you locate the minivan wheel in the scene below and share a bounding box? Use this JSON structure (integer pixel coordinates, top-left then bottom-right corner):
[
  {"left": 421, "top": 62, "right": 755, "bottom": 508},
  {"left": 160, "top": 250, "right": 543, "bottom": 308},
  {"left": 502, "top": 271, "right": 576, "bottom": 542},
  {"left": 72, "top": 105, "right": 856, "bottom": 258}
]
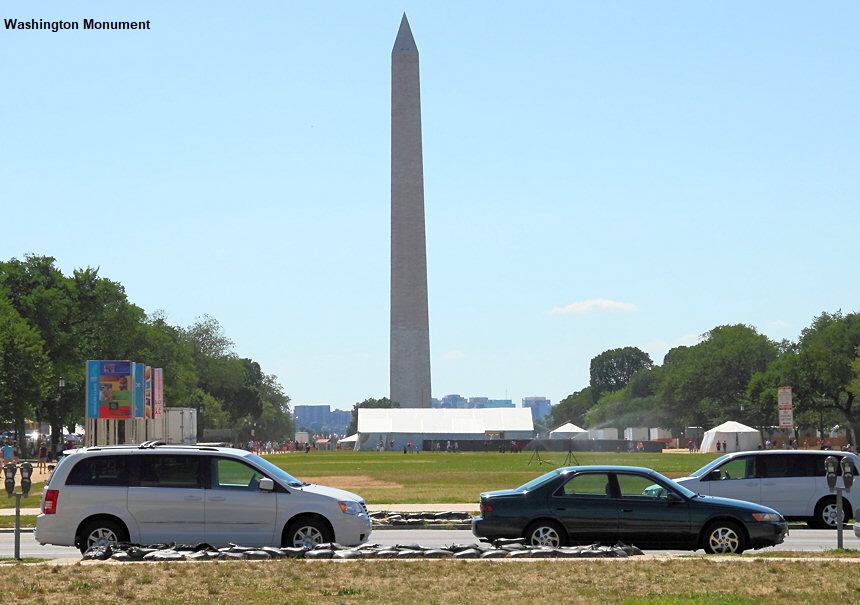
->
[
  {"left": 285, "top": 517, "right": 334, "bottom": 548},
  {"left": 78, "top": 518, "right": 128, "bottom": 554},
  {"left": 703, "top": 521, "right": 746, "bottom": 554},
  {"left": 524, "top": 521, "right": 565, "bottom": 548},
  {"left": 812, "top": 496, "right": 848, "bottom": 529}
]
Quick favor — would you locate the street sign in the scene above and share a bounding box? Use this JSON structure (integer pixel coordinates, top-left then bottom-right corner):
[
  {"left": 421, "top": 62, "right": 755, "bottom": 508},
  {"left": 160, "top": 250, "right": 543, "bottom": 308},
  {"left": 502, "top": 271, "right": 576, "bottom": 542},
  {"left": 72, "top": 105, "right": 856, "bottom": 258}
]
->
[{"left": 778, "top": 386, "right": 793, "bottom": 429}]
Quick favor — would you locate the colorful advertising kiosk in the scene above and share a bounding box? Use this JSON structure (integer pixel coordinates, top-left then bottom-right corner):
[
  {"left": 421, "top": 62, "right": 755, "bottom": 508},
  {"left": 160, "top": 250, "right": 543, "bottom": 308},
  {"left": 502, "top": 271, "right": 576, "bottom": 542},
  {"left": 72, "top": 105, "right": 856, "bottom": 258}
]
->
[{"left": 86, "top": 360, "right": 165, "bottom": 446}]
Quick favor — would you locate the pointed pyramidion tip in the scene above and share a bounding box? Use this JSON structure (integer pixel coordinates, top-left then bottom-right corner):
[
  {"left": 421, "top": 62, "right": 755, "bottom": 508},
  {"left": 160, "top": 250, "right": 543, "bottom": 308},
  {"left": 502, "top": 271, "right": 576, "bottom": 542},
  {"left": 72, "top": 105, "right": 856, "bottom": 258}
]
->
[{"left": 393, "top": 13, "right": 417, "bottom": 54}]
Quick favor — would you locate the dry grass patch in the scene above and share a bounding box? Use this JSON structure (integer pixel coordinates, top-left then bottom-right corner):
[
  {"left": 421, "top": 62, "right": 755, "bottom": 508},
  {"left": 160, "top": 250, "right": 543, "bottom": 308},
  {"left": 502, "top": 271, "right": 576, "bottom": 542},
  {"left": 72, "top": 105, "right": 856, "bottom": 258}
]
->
[{"left": 3, "top": 557, "right": 860, "bottom": 604}]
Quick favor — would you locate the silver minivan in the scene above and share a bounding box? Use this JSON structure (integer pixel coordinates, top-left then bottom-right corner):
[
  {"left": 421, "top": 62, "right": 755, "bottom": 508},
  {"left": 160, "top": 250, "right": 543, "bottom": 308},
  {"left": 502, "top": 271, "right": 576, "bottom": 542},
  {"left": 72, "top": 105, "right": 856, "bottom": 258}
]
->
[
  {"left": 675, "top": 450, "right": 859, "bottom": 528},
  {"left": 35, "top": 442, "right": 372, "bottom": 552}
]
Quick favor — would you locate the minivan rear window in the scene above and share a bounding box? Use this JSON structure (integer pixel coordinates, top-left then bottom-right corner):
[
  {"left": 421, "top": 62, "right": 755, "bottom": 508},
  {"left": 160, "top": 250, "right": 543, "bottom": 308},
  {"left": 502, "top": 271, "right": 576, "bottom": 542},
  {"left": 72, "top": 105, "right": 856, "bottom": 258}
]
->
[
  {"left": 66, "top": 456, "right": 130, "bottom": 487},
  {"left": 137, "top": 455, "right": 202, "bottom": 489}
]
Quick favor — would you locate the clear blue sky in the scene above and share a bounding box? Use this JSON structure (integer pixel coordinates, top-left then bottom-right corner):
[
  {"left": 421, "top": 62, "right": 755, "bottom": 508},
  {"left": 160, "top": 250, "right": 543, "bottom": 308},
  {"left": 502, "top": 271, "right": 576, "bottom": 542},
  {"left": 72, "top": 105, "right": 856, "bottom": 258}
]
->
[{"left": 3, "top": 1, "right": 858, "bottom": 412}]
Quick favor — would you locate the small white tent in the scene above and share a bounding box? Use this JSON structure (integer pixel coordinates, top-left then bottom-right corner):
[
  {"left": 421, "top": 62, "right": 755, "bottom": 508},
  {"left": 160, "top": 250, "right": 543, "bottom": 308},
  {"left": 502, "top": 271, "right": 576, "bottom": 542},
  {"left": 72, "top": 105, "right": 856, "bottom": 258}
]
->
[
  {"left": 339, "top": 434, "right": 358, "bottom": 446},
  {"left": 549, "top": 422, "right": 588, "bottom": 439},
  {"left": 700, "top": 421, "right": 761, "bottom": 453}
]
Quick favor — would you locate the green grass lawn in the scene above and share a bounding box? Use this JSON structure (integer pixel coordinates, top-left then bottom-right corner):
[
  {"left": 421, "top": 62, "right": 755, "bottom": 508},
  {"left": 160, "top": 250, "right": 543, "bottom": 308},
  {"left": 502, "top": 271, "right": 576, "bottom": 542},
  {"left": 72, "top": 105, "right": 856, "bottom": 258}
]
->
[
  {"left": 0, "top": 483, "right": 44, "bottom": 509},
  {"left": 0, "top": 514, "right": 36, "bottom": 529},
  {"left": 266, "top": 449, "right": 721, "bottom": 504}
]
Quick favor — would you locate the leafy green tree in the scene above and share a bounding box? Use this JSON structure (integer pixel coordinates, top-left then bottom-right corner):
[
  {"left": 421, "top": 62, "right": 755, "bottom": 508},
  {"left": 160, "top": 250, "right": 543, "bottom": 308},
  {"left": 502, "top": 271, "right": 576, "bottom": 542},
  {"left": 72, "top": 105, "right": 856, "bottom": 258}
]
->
[
  {"left": 0, "top": 299, "right": 52, "bottom": 440},
  {"left": 584, "top": 365, "right": 668, "bottom": 431},
  {"left": 788, "top": 311, "right": 860, "bottom": 444},
  {"left": 657, "top": 325, "right": 778, "bottom": 430},
  {"left": 551, "top": 387, "right": 594, "bottom": 428},
  {"left": 0, "top": 256, "right": 146, "bottom": 450},
  {"left": 0, "top": 255, "right": 295, "bottom": 447},
  {"left": 60, "top": 267, "right": 144, "bottom": 436},
  {"left": 1, "top": 255, "right": 76, "bottom": 450},
  {"left": 345, "top": 397, "right": 397, "bottom": 436},
  {"left": 589, "top": 347, "right": 653, "bottom": 401},
  {"left": 129, "top": 312, "right": 198, "bottom": 406},
  {"left": 181, "top": 315, "right": 244, "bottom": 391}
]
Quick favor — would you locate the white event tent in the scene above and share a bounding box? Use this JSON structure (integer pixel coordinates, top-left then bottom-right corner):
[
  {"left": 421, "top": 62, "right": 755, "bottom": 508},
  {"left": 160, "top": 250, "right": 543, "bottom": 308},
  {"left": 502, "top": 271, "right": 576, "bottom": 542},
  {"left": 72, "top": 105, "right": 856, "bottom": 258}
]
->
[
  {"left": 700, "top": 421, "right": 761, "bottom": 453},
  {"left": 354, "top": 408, "right": 534, "bottom": 451},
  {"left": 549, "top": 422, "right": 588, "bottom": 439}
]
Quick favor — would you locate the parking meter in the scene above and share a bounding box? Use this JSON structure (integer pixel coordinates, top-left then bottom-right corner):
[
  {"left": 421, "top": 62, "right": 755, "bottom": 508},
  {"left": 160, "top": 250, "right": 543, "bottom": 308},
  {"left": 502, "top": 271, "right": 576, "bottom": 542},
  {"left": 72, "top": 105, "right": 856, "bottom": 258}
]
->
[
  {"left": 825, "top": 456, "right": 839, "bottom": 491},
  {"left": 19, "top": 462, "right": 32, "bottom": 497},
  {"left": 839, "top": 457, "right": 854, "bottom": 491},
  {"left": 3, "top": 462, "right": 16, "bottom": 497}
]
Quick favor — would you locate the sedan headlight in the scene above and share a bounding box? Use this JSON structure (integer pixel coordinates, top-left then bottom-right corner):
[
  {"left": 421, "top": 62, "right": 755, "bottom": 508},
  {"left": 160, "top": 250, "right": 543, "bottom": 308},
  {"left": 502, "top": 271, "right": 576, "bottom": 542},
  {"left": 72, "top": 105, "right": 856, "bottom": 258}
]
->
[
  {"left": 752, "top": 512, "right": 783, "bottom": 522},
  {"left": 339, "top": 501, "right": 365, "bottom": 516}
]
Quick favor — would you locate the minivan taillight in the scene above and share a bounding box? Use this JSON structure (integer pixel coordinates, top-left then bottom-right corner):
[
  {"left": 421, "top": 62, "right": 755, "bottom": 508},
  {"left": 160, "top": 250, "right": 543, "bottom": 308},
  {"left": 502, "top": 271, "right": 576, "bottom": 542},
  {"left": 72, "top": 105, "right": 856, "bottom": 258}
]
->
[{"left": 43, "top": 489, "right": 59, "bottom": 515}]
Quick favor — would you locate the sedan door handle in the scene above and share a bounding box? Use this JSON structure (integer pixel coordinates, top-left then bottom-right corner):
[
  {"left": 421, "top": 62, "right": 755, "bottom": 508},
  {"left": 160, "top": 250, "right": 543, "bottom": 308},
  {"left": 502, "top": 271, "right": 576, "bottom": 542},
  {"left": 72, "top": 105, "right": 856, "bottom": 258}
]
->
[
  {"left": 621, "top": 509, "right": 634, "bottom": 513},
  {"left": 208, "top": 496, "right": 226, "bottom": 502},
  {"left": 184, "top": 495, "right": 202, "bottom": 501}
]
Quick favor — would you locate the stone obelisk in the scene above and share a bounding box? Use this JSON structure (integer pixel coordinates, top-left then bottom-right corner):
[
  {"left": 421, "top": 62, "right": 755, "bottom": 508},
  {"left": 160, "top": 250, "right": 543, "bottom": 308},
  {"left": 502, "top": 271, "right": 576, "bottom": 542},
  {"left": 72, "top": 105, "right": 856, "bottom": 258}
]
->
[{"left": 390, "top": 14, "right": 431, "bottom": 409}]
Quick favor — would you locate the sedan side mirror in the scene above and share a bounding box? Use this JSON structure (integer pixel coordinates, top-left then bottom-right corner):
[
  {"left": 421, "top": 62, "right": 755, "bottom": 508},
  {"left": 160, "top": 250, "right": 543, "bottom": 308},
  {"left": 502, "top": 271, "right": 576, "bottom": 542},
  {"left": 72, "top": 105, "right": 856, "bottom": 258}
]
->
[
  {"left": 258, "top": 477, "right": 275, "bottom": 492},
  {"left": 706, "top": 470, "right": 721, "bottom": 482}
]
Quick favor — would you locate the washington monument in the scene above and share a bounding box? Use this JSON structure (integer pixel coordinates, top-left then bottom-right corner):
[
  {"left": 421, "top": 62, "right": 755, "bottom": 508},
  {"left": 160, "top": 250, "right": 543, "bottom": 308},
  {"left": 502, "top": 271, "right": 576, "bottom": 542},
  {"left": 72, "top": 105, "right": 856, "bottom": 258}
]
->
[{"left": 390, "top": 14, "right": 431, "bottom": 409}]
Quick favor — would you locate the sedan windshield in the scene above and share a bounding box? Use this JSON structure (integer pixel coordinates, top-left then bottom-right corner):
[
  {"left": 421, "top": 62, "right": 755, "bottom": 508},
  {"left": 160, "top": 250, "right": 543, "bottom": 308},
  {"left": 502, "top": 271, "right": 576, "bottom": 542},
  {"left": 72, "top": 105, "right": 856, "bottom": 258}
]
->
[
  {"left": 241, "top": 452, "right": 305, "bottom": 487},
  {"left": 516, "top": 469, "right": 563, "bottom": 492}
]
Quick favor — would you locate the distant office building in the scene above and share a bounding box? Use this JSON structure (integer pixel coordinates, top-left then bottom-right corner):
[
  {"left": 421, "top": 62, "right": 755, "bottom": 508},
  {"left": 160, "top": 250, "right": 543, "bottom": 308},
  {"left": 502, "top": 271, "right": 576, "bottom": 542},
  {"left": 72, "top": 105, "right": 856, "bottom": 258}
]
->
[
  {"left": 522, "top": 397, "right": 552, "bottom": 422},
  {"left": 293, "top": 405, "right": 351, "bottom": 434},
  {"left": 293, "top": 405, "right": 331, "bottom": 426},
  {"left": 431, "top": 395, "right": 514, "bottom": 409},
  {"left": 436, "top": 394, "right": 469, "bottom": 408},
  {"left": 331, "top": 409, "right": 351, "bottom": 427}
]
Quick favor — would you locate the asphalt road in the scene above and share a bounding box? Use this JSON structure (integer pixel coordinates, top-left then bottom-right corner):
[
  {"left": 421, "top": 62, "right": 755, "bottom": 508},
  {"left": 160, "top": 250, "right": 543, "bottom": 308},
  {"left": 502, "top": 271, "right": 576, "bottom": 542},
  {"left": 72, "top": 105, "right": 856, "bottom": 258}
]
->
[{"left": 3, "top": 526, "right": 859, "bottom": 560}]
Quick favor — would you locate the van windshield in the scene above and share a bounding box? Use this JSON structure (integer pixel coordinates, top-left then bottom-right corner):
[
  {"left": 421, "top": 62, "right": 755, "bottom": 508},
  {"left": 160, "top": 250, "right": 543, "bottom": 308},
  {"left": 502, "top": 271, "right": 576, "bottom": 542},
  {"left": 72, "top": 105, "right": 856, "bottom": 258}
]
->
[
  {"left": 688, "top": 454, "right": 731, "bottom": 478},
  {"left": 242, "top": 452, "right": 305, "bottom": 487}
]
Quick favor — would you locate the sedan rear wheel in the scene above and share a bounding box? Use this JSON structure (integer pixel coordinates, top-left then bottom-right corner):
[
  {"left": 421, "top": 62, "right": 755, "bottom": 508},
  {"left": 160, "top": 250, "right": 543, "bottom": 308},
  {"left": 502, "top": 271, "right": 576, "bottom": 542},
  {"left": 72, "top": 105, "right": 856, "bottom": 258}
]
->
[
  {"left": 524, "top": 521, "right": 565, "bottom": 548},
  {"left": 703, "top": 520, "right": 746, "bottom": 554}
]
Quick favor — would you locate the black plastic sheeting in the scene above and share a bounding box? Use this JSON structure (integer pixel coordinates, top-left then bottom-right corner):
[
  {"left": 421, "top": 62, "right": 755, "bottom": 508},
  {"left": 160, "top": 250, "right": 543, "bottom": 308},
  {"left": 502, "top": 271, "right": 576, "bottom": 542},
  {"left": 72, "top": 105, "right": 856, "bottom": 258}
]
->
[
  {"left": 82, "top": 538, "right": 643, "bottom": 562},
  {"left": 370, "top": 510, "right": 473, "bottom": 528}
]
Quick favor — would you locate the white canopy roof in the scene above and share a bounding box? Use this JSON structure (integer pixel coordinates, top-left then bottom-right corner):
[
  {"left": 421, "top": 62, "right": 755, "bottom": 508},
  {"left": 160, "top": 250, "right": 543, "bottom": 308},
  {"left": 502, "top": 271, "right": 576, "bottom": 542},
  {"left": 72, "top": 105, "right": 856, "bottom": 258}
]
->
[
  {"left": 357, "top": 408, "right": 534, "bottom": 434},
  {"left": 549, "top": 422, "right": 587, "bottom": 438},
  {"left": 708, "top": 421, "right": 758, "bottom": 433}
]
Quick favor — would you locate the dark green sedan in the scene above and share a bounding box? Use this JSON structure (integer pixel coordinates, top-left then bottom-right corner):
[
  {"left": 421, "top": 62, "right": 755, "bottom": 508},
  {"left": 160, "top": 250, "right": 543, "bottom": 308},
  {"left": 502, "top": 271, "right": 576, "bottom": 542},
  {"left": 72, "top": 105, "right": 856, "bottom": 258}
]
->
[{"left": 471, "top": 465, "right": 788, "bottom": 554}]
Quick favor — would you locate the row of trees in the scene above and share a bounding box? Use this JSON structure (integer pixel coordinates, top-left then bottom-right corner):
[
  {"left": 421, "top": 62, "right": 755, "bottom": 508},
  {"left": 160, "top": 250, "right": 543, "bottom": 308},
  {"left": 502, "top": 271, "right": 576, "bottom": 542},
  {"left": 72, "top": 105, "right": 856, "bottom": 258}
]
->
[
  {"left": 551, "top": 315, "right": 860, "bottom": 445},
  {"left": 0, "top": 255, "right": 293, "bottom": 451}
]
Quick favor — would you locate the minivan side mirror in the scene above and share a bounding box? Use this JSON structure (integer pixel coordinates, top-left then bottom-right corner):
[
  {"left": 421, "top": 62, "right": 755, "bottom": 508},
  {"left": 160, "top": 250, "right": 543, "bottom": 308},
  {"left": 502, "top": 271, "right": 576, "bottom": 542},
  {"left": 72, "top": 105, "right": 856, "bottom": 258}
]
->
[
  {"left": 706, "top": 470, "right": 721, "bottom": 482},
  {"left": 258, "top": 478, "right": 274, "bottom": 492}
]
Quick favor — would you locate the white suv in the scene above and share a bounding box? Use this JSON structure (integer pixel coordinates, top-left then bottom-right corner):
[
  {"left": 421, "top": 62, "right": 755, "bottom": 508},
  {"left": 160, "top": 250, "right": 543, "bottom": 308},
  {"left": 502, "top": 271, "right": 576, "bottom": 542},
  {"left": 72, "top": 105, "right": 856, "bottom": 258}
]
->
[
  {"left": 35, "top": 441, "right": 371, "bottom": 552},
  {"left": 675, "top": 450, "right": 859, "bottom": 528}
]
